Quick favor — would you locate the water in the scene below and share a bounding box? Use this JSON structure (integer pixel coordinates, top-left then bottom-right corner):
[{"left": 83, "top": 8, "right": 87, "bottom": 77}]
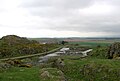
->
[
  {"left": 38, "top": 52, "right": 59, "bottom": 63},
  {"left": 38, "top": 48, "right": 92, "bottom": 63},
  {"left": 38, "top": 48, "right": 69, "bottom": 63},
  {"left": 81, "top": 49, "right": 93, "bottom": 56}
]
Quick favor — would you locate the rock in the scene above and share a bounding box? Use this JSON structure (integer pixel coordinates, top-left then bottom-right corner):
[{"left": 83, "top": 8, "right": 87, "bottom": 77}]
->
[
  {"left": 6, "top": 59, "right": 22, "bottom": 66},
  {"left": 115, "top": 57, "right": 120, "bottom": 60},
  {"left": 40, "top": 71, "right": 50, "bottom": 78},
  {"left": 19, "top": 64, "right": 32, "bottom": 68},
  {"left": 107, "top": 42, "right": 120, "bottom": 59},
  {"left": 21, "top": 58, "right": 32, "bottom": 63},
  {"left": 6, "top": 60, "right": 15, "bottom": 65},
  {"left": 0, "top": 62, "right": 11, "bottom": 69},
  {"left": 13, "top": 60, "right": 21, "bottom": 64},
  {"left": 40, "top": 68, "right": 66, "bottom": 81},
  {"left": 54, "top": 58, "right": 65, "bottom": 69},
  {"left": 57, "top": 70, "right": 64, "bottom": 76}
]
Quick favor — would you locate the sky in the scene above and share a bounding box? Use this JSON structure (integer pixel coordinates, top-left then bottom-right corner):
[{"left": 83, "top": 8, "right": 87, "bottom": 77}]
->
[{"left": 0, "top": 0, "right": 120, "bottom": 38}]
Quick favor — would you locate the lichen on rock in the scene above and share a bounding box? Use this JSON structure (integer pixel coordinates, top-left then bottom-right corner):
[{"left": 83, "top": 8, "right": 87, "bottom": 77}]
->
[{"left": 107, "top": 42, "right": 120, "bottom": 59}]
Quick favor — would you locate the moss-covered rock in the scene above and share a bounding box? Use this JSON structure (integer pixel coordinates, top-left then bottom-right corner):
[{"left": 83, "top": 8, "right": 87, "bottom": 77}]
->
[
  {"left": 108, "top": 42, "right": 120, "bottom": 59},
  {"left": 0, "top": 62, "right": 11, "bottom": 72},
  {"left": 40, "top": 68, "right": 65, "bottom": 81}
]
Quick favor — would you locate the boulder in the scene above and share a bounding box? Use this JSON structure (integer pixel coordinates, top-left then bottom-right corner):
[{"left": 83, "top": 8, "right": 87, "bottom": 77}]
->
[
  {"left": 52, "top": 58, "right": 65, "bottom": 71},
  {"left": 6, "top": 60, "right": 15, "bottom": 65},
  {"left": 6, "top": 59, "right": 22, "bottom": 66},
  {"left": 107, "top": 42, "right": 120, "bottom": 59},
  {"left": 0, "top": 62, "right": 11, "bottom": 69},
  {"left": 115, "top": 57, "right": 120, "bottom": 60},
  {"left": 54, "top": 58, "right": 65, "bottom": 69},
  {"left": 40, "top": 71, "right": 50, "bottom": 78},
  {"left": 40, "top": 68, "right": 66, "bottom": 81}
]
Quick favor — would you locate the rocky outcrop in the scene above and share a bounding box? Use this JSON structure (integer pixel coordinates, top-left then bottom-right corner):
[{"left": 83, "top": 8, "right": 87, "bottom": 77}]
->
[
  {"left": 52, "top": 58, "right": 65, "bottom": 71},
  {"left": 6, "top": 59, "right": 21, "bottom": 66},
  {"left": 0, "top": 62, "right": 11, "bottom": 72},
  {"left": 40, "top": 71, "right": 50, "bottom": 79},
  {"left": 40, "top": 68, "right": 65, "bottom": 81},
  {"left": 107, "top": 42, "right": 120, "bottom": 59},
  {"left": 5, "top": 59, "right": 32, "bottom": 68}
]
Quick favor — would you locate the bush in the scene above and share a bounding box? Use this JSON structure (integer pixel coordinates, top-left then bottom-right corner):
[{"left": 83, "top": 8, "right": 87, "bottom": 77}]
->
[
  {"left": 80, "top": 62, "right": 120, "bottom": 81},
  {"left": 90, "top": 47, "right": 108, "bottom": 59}
]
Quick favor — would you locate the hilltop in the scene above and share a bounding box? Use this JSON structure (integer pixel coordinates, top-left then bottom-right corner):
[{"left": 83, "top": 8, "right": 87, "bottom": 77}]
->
[
  {"left": 0, "top": 35, "right": 39, "bottom": 46},
  {"left": 0, "top": 35, "right": 59, "bottom": 59}
]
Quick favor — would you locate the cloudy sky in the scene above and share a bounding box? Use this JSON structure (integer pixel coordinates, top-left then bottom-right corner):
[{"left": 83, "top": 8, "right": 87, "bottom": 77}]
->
[{"left": 0, "top": 0, "right": 120, "bottom": 37}]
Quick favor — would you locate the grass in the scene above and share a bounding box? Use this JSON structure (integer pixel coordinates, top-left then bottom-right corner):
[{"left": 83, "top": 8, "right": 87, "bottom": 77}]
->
[
  {"left": 61, "top": 56, "right": 120, "bottom": 81},
  {"left": 0, "top": 56, "right": 120, "bottom": 81},
  {"left": 0, "top": 67, "right": 40, "bottom": 81},
  {"left": 0, "top": 43, "right": 120, "bottom": 81}
]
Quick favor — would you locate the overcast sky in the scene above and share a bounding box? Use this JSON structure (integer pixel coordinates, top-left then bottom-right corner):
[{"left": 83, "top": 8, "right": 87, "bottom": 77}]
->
[{"left": 0, "top": 0, "right": 120, "bottom": 38}]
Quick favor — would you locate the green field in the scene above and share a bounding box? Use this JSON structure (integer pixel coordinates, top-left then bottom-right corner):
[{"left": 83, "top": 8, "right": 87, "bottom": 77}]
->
[{"left": 69, "top": 41, "right": 111, "bottom": 46}]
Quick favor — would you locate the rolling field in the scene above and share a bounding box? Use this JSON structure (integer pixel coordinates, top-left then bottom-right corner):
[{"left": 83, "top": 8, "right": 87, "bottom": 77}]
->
[
  {"left": 68, "top": 41, "right": 111, "bottom": 46},
  {"left": 30, "top": 38, "right": 120, "bottom": 47}
]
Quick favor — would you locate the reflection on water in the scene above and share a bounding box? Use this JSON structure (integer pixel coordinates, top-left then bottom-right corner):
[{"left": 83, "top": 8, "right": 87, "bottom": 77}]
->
[{"left": 38, "top": 48, "right": 92, "bottom": 63}]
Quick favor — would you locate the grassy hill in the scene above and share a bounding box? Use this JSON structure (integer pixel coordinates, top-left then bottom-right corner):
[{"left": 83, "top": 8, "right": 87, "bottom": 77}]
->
[{"left": 0, "top": 35, "right": 59, "bottom": 59}]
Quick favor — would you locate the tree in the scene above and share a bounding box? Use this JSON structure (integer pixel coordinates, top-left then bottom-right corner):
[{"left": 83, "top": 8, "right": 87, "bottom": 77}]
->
[{"left": 61, "top": 41, "right": 68, "bottom": 45}]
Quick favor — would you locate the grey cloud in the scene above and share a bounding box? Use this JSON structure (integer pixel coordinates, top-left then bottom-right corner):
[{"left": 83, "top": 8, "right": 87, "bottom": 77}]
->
[
  {"left": 43, "top": 14, "right": 120, "bottom": 33},
  {"left": 20, "top": 0, "right": 95, "bottom": 18},
  {"left": 1, "top": 0, "right": 120, "bottom": 37},
  {"left": 20, "top": 0, "right": 94, "bottom": 9},
  {"left": 106, "top": 0, "right": 120, "bottom": 6}
]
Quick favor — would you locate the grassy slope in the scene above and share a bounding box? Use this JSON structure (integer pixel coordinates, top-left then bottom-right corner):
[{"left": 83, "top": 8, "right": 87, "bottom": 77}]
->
[
  {"left": 0, "top": 56, "right": 119, "bottom": 81},
  {"left": 0, "top": 42, "right": 120, "bottom": 81},
  {"left": 59, "top": 55, "right": 120, "bottom": 81}
]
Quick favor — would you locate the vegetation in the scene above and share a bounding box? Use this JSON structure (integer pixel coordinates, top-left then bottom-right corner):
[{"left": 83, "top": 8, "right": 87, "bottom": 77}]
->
[
  {"left": 0, "top": 56, "right": 119, "bottom": 81},
  {"left": 0, "top": 37, "right": 120, "bottom": 81},
  {"left": 0, "top": 35, "right": 59, "bottom": 59},
  {"left": 63, "top": 57, "right": 120, "bottom": 81},
  {"left": 0, "top": 67, "right": 40, "bottom": 81},
  {"left": 90, "top": 46, "right": 108, "bottom": 59}
]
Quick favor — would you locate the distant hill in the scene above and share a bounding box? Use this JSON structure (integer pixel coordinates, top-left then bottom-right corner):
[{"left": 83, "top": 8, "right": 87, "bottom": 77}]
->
[{"left": 29, "top": 38, "right": 60, "bottom": 44}]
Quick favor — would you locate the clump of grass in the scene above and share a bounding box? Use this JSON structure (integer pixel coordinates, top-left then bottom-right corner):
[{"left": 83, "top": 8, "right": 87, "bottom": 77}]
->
[
  {"left": 60, "top": 55, "right": 120, "bottom": 81},
  {"left": 90, "top": 46, "right": 108, "bottom": 59},
  {"left": 79, "top": 62, "right": 120, "bottom": 81}
]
